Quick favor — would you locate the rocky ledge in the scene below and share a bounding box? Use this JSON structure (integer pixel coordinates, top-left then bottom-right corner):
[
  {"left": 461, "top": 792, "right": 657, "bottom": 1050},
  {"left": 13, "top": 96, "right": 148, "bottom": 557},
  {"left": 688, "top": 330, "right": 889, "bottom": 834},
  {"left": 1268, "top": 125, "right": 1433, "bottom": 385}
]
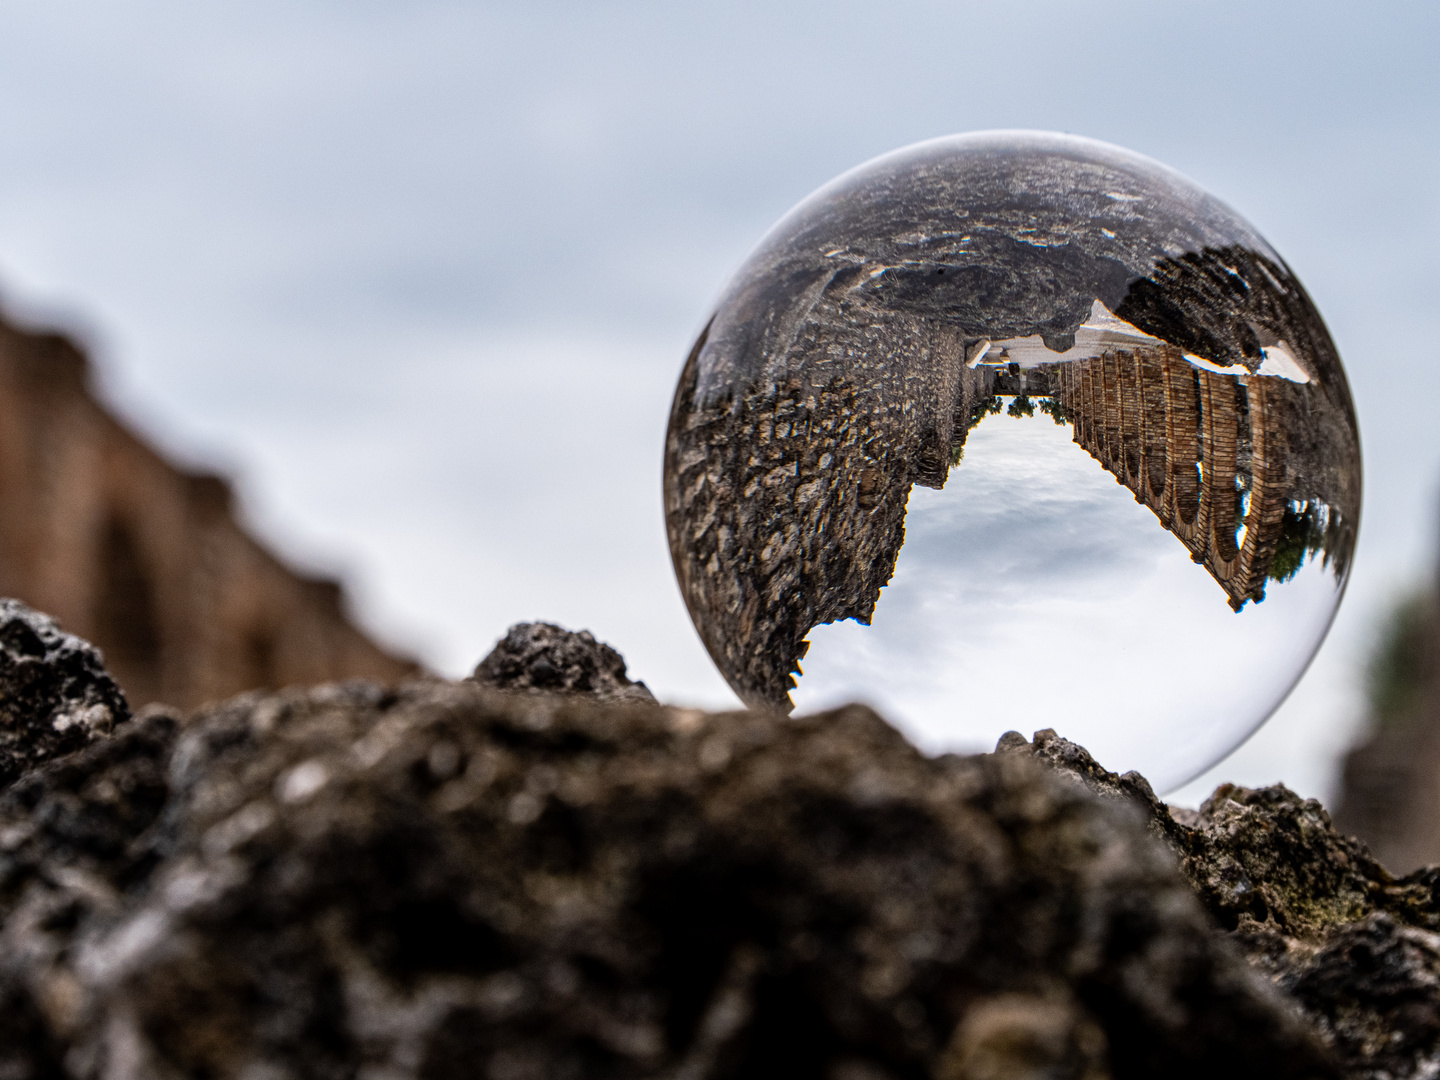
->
[{"left": 0, "top": 605, "right": 1431, "bottom": 1079}]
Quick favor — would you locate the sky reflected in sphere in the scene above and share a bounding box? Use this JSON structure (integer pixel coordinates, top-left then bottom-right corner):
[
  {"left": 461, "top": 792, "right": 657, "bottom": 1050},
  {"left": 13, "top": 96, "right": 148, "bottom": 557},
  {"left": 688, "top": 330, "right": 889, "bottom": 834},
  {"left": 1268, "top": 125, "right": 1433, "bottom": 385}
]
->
[{"left": 663, "top": 132, "right": 1360, "bottom": 792}]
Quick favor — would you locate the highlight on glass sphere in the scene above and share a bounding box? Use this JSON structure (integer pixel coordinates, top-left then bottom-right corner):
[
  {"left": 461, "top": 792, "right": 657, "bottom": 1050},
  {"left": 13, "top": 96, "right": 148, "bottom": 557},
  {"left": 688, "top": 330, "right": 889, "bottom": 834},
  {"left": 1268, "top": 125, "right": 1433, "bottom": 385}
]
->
[{"left": 662, "top": 131, "right": 1360, "bottom": 793}]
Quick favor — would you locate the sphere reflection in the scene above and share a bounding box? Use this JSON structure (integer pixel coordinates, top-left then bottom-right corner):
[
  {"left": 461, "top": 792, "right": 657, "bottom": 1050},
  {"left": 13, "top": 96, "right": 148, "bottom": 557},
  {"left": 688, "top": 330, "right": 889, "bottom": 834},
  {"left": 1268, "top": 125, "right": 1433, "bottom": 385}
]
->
[{"left": 663, "top": 132, "right": 1360, "bottom": 791}]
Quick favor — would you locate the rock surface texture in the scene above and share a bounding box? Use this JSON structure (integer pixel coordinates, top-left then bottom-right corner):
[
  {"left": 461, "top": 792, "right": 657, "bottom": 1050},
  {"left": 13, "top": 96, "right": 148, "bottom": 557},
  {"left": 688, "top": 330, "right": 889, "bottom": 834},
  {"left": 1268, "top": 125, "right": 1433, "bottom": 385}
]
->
[
  {"left": 0, "top": 598, "right": 129, "bottom": 787},
  {"left": 470, "top": 621, "right": 655, "bottom": 704},
  {"left": 1008, "top": 728, "right": 1440, "bottom": 1080},
  {"left": 0, "top": 618, "right": 1425, "bottom": 1078}
]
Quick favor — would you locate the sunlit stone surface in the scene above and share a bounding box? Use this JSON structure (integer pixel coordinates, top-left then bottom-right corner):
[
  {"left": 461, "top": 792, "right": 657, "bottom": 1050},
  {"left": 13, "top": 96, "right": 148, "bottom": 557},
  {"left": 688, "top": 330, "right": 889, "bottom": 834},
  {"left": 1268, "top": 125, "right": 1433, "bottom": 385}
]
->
[{"left": 663, "top": 132, "right": 1360, "bottom": 791}]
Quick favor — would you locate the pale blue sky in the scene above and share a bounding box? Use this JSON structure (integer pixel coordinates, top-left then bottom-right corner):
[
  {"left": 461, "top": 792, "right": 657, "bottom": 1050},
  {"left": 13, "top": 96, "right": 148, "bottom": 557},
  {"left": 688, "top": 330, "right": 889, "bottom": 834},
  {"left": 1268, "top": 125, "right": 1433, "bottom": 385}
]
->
[{"left": 0, "top": 1, "right": 1434, "bottom": 803}]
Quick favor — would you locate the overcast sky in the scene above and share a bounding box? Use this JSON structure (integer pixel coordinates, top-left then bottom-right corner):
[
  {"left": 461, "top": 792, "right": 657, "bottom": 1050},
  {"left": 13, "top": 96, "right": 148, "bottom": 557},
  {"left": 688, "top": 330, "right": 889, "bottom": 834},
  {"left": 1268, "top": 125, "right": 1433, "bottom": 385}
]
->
[{"left": 0, "top": 1, "right": 1434, "bottom": 804}]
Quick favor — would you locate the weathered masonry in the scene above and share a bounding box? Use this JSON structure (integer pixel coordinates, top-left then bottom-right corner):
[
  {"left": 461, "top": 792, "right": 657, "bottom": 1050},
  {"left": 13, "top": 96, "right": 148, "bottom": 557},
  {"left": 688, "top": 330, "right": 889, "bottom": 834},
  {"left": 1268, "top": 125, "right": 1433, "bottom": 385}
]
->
[
  {"left": 1052, "top": 347, "right": 1289, "bottom": 611},
  {"left": 666, "top": 307, "right": 997, "bottom": 709},
  {"left": 0, "top": 312, "right": 418, "bottom": 708}
]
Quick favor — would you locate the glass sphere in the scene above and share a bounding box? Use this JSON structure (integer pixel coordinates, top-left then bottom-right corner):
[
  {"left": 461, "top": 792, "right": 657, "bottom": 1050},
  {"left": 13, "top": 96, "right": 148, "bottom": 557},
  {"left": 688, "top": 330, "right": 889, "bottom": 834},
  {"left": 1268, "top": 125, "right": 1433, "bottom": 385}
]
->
[{"left": 663, "top": 132, "right": 1360, "bottom": 792}]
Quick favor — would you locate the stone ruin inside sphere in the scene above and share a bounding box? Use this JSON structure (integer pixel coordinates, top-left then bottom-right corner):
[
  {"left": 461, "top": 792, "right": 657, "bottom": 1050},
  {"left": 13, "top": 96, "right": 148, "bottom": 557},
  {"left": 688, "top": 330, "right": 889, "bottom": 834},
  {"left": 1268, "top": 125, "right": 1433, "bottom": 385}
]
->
[{"left": 663, "top": 131, "right": 1360, "bottom": 792}]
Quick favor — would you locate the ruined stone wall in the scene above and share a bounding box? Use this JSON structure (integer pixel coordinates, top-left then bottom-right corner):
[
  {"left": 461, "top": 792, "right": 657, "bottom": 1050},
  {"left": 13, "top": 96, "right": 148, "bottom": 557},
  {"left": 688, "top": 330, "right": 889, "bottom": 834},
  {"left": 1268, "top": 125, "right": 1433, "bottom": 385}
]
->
[
  {"left": 665, "top": 299, "right": 994, "bottom": 711},
  {"left": 1053, "top": 347, "right": 1290, "bottom": 611},
  {"left": 0, "top": 313, "right": 418, "bottom": 708}
]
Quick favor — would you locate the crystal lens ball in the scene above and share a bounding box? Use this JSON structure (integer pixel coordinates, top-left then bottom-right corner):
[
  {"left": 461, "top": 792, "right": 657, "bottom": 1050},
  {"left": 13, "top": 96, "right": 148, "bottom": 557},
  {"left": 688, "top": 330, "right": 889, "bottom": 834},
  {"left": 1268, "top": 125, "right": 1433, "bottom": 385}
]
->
[{"left": 663, "top": 131, "right": 1360, "bottom": 792}]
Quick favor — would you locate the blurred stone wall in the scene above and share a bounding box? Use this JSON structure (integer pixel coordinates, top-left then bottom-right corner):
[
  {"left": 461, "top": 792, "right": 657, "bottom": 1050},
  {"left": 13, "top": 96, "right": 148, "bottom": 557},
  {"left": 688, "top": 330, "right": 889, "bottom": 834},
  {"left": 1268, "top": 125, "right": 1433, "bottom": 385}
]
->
[
  {"left": 1335, "top": 566, "right": 1440, "bottom": 873},
  {"left": 0, "top": 310, "right": 418, "bottom": 709}
]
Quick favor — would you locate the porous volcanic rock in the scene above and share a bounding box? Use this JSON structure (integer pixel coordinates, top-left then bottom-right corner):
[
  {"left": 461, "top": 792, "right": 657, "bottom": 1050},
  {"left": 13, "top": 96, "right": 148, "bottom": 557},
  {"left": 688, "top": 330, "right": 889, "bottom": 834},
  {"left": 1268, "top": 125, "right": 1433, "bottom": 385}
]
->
[
  {"left": 1006, "top": 728, "right": 1440, "bottom": 1079},
  {"left": 471, "top": 621, "right": 656, "bottom": 703},
  {"left": 0, "top": 687, "right": 1333, "bottom": 1077},
  {"left": 0, "top": 598, "right": 130, "bottom": 787},
  {"left": 1, "top": 617, "right": 1432, "bottom": 1078}
]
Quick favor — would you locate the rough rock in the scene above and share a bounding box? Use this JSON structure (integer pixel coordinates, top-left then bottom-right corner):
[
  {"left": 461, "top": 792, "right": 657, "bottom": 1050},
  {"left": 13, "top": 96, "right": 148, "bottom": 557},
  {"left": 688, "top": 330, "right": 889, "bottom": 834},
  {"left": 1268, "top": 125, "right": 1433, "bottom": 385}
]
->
[
  {"left": 4, "top": 612, "right": 1438, "bottom": 1077},
  {"left": 471, "top": 621, "right": 656, "bottom": 703},
  {"left": 0, "top": 599, "right": 130, "bottom": 787},
  {"left": 1005, "top": 728, "right": 1440, "bottom": 1079},
  {"left": 0, "top": 683, "right": 1335, "bottom": 1079}
]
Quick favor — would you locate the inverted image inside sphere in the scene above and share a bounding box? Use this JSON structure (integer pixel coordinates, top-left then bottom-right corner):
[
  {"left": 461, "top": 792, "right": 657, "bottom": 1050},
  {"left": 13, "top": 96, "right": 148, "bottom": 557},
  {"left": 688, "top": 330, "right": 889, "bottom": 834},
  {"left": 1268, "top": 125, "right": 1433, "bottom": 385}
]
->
[{"left": 663, "top": 131, "right": 1360, "bottom": 793}]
